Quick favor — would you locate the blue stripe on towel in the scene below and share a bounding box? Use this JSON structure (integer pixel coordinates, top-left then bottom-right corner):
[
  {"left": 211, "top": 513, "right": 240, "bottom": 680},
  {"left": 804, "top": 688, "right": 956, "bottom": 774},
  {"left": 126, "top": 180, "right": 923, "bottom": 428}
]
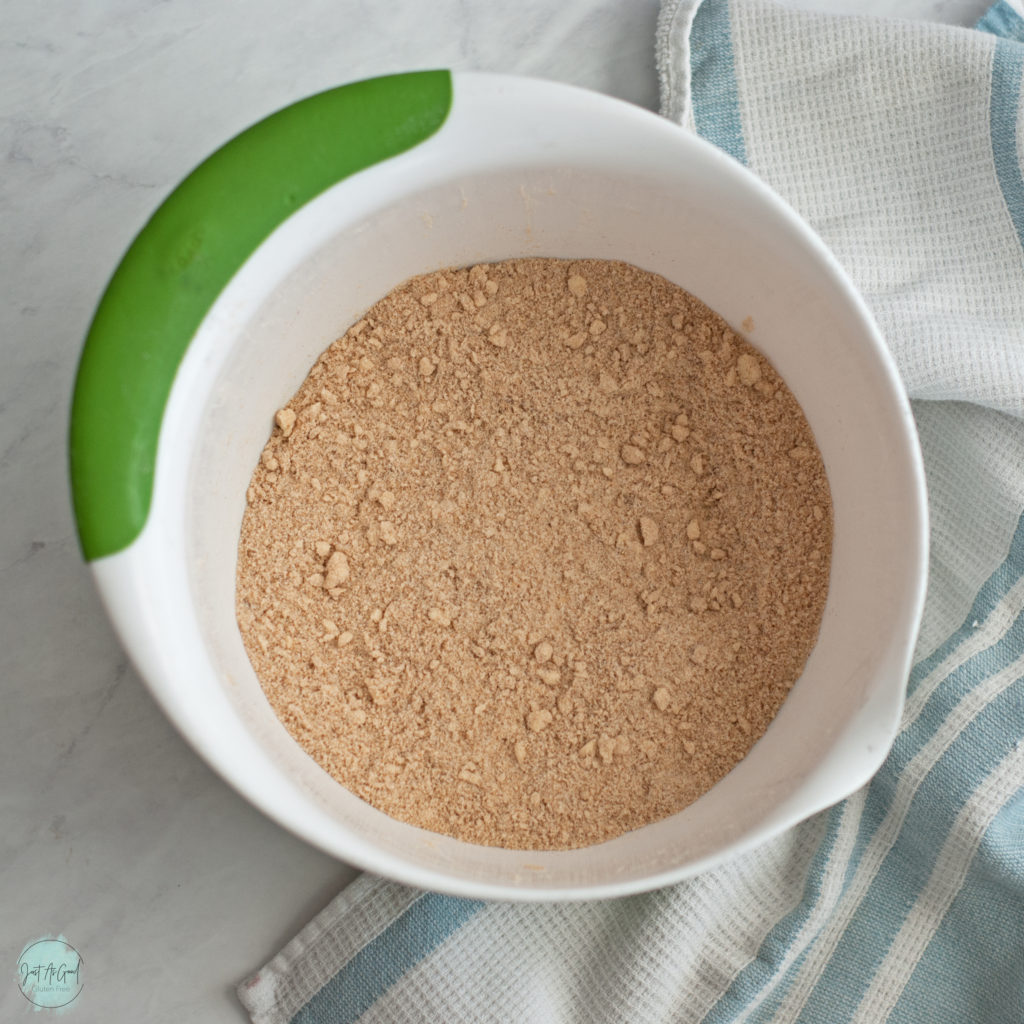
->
[
  {"left": 697, "top": 800, "right": 856, "bottom": 1023},
  {"left": 292, "top": 893, "right": 485, "bottom": 1024},
  {"left": 697, "top": 509, "right": 1024, "bottom": 1023},
  {"left": 977, "top": 0, "right": 1024, "bottom": 41},
  {"left": 690, "top": 0, "right": 748, "bottom": 164},
  {"left": 805, "top": 673, "right": 1024, "bottom": 1017},
  {"left": 891, "top": 785, "right": 1024, "bottom": 1023},
  {"left": 989, "top": 35, "right": 1024, "bottom": 252},
  {"left": 908, "top": 513, "right": 1024, "bottom": 697}
]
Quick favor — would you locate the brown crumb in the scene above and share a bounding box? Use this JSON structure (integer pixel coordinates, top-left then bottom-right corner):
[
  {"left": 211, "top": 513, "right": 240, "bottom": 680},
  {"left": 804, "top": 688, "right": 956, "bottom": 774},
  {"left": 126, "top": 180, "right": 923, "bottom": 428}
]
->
[
  {"left": 737, "top": 353, "right": 762, "bottom": 386},
  {"left": 323, "top": 551, "right": 349, "bottom": 589},
  {"left": 534, "top": 641, "right": 554, "bottom": 664},
  {"left": 639, "top": 517, "right": 660, "bottom": 547},
  {"left": 236, "top": 257, "right": 833, "bottom": 851},
  {"left": 526, "top": 709, "right": 553, "bottom": 733},
  {"left": 274, "top": 408, "right": 296, "bottom": 437}
]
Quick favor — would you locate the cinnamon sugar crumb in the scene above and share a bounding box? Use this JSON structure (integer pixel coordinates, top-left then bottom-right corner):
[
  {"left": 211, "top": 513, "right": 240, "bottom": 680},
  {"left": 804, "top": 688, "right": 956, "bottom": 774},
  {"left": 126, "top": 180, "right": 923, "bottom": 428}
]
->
[
  {"left": 639, "top": 517, "right": 660, "bottom": 547},
  {"left": 274, "top": 408, "right": 296, "bottom": 437},
  {"left": 236, "top": 257, "right": 833, "bottom": 851}
]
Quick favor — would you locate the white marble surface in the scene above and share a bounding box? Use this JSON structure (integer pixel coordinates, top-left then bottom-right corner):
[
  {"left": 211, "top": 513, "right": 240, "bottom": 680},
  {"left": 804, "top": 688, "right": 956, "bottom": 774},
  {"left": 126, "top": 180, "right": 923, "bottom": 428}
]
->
[{"left": 0, "top": 0, "right": 991, "bottom": 1020}]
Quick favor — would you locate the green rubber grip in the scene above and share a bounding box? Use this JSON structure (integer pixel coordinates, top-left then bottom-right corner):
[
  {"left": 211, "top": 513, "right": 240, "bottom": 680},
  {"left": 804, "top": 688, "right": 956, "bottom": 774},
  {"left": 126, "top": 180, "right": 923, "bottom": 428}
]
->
[{"left": 70, "top": 70, "right": 452, "bottom": 561}]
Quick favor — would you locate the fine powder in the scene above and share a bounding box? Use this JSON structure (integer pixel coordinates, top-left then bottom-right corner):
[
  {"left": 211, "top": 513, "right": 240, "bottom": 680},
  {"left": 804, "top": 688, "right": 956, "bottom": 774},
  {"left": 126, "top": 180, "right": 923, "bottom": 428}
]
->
[{"left": 236, "top": 258, "right": 833, "bottom": 851}]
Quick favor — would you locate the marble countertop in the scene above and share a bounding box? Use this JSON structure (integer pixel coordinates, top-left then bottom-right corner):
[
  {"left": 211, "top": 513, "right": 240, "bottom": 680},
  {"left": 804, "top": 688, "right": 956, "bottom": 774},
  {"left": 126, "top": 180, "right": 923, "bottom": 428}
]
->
[{"left": 1, "top": 0, "right": 991, "bottom": 1020}]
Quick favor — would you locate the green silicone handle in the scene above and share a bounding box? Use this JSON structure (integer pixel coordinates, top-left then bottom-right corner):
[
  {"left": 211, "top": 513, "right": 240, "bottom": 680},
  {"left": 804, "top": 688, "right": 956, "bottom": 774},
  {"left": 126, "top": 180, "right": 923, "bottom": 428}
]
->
[{"left": 70, "top": 70, "right": 452, "bottom": 561}]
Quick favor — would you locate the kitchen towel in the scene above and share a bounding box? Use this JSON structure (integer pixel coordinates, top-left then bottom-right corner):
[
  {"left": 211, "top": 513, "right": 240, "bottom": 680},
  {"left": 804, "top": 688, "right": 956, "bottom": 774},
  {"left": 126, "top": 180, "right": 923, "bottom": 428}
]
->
[{"left": 239, "top": 2, "right": 1024, "bottom": 1021}]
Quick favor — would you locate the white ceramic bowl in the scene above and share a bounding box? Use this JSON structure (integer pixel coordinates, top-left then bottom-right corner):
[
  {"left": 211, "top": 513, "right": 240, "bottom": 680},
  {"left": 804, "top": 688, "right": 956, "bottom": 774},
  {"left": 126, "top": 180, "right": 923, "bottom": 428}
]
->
[{"left": 70, "top": 71, "right": 927, "bottom": 900}]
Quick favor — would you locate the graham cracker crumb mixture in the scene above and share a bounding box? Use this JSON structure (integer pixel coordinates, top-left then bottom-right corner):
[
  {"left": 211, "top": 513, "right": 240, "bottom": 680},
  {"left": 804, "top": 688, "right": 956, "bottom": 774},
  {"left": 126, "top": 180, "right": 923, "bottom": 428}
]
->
[{"left": 236, "top": 258, "right": 833, "bottom": 850}]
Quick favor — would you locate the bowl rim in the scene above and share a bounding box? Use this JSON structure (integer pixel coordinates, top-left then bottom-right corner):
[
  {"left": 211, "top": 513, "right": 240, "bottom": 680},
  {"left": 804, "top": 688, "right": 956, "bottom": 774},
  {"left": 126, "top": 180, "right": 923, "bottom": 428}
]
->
[{"left": 72, "top": 69, "right": 929, "bottom": 901}]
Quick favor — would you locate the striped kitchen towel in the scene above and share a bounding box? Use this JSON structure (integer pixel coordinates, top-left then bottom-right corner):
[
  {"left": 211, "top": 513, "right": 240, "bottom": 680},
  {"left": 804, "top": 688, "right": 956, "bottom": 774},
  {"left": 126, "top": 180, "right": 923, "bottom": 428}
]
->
[{"left": 239, "top": 2, "right": 1024, "bottom": 1021}]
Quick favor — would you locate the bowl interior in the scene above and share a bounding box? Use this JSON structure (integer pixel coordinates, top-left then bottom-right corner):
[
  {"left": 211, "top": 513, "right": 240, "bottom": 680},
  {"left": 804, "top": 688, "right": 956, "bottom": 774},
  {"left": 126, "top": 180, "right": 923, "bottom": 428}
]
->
[{"left": 138, "top": 78, "right": 924, "bottom": 897}]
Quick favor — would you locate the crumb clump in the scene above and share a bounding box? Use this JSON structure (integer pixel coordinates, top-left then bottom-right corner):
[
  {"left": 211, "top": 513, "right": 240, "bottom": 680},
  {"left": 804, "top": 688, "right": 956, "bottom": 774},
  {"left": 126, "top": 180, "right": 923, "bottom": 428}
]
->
[{"left": 236, "top": 258, "right": 833, "bottom": 850}]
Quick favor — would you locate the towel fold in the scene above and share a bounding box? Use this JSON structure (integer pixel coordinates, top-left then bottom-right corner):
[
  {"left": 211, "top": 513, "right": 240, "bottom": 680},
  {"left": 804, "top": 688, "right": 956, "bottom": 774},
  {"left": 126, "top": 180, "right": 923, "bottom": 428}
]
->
[{"left": 240, "top": 4, "right": 1024, "bottom": 1021}]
